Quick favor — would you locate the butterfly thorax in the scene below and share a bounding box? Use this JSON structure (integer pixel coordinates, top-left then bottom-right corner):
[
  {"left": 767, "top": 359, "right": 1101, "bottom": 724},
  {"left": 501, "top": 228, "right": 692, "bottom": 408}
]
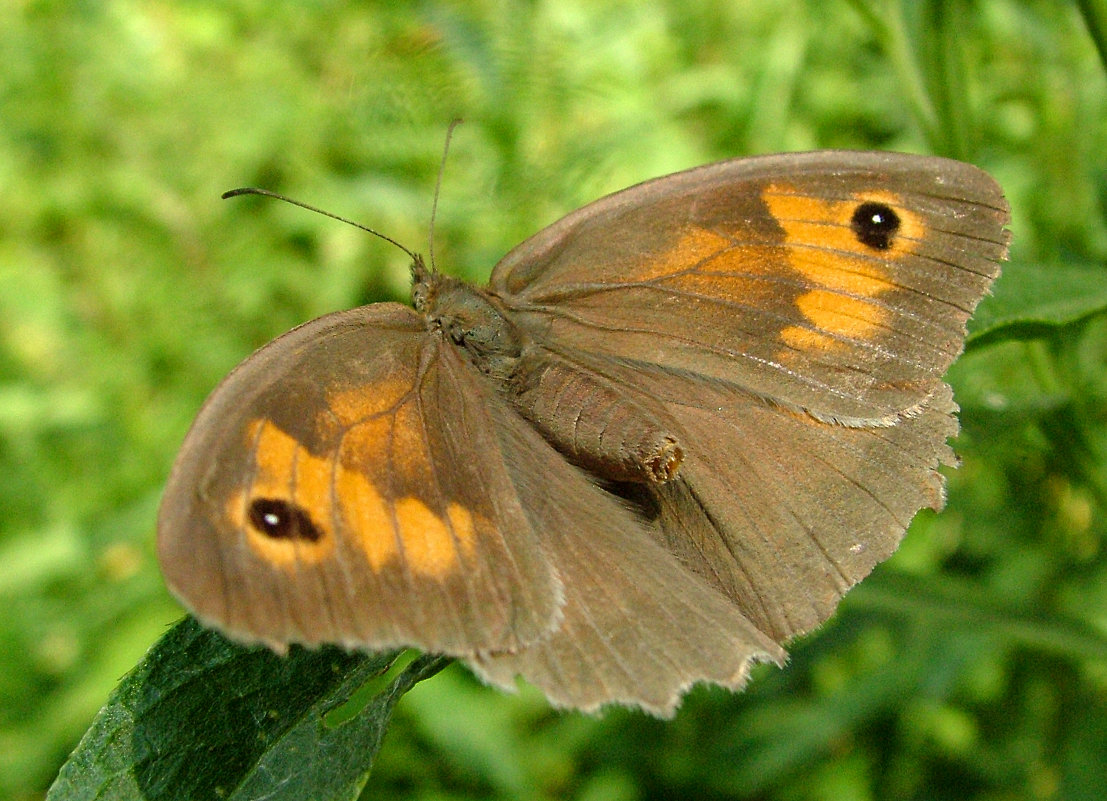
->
[
  {"left": 411, "top": 260, "right": 683, "bottom": 485},
  {"left": 413, "top": 262, "right": 524, "bottom": 382}
]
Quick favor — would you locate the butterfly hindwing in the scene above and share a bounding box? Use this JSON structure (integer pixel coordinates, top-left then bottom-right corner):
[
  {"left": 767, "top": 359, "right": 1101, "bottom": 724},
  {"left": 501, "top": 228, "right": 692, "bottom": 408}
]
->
[{"left": 469, "top": 391, "right": 785, "bottom": 715}]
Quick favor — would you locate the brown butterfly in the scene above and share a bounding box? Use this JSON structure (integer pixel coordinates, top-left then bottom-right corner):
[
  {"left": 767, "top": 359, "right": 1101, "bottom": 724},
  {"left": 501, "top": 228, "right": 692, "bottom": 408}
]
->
[{"left": 158, "top": 151, "right": 1009, "bottom": 715}]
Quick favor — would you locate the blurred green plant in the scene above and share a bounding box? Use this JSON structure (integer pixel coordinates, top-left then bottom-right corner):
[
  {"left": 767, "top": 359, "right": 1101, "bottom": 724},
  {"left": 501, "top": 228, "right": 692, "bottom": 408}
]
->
[{"left": 2, "top": 0, "right": 1105, "bottom": 799}]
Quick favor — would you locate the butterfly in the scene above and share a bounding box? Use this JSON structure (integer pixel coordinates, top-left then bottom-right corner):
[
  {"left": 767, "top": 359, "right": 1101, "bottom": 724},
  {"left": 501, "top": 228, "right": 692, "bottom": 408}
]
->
[{"left": 158, "top": 150, "right": 1009, "bottom": 715}]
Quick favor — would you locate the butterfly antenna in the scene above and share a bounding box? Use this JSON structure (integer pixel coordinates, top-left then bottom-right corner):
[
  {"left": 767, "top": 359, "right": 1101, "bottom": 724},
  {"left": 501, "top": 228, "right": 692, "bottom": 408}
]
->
[
  {"left": 428, "top": 118, "right": 463, "bottom": 275},
  {"left": 221, "top": 187, "right": 420, "bottom": 264}
]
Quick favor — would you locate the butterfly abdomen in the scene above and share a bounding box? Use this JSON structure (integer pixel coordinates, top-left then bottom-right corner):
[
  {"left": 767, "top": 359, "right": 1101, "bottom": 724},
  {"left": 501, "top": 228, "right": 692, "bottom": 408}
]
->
[
  {"left": 509, "top": 349, "right": 683, "bottom": 484},
  {"left": 421, "top": 273, "right": 684, "bottom": 484}
]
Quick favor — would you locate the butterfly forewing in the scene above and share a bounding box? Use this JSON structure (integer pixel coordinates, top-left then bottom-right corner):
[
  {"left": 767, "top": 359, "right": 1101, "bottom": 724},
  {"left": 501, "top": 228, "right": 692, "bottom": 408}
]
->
[
  {"left": 158, "top": 304, "right": 561, "bottom": 655},
  {"left": 491, "top": 151, "right": 1009, "bottom": 424}
]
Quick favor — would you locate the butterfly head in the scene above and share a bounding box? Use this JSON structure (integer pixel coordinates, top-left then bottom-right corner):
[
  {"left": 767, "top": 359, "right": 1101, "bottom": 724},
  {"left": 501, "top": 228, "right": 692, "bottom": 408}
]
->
[{"left": 412, "top": 264, "right": 523, "bottom": 381}]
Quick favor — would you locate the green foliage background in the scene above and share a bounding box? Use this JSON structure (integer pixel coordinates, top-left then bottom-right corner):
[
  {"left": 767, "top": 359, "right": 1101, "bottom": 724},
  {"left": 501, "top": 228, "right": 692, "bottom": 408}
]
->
[{"left": 4, "top": 0, "right": 1107, "bottom": 798}]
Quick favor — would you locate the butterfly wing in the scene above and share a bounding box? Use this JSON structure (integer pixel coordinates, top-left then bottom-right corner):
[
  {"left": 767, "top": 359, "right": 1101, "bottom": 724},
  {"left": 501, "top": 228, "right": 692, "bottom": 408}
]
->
[
  {"left": 656, "top": 382, "right": 961, "bottom": 643},
  {"left": 491, "top": 150, "right": 1009, "bottom": 424},
  {"left": 158, "top": 303, "right": 562, "bottom": 655},
  {"left": 561, "top": 354, "right": 960, "bottom": 643},
  {"left": 467, "top": 391, "right": 785, "bottom": 715},
  {"left": 488, "top": 150, "right": 1009, "bottom": 645}
]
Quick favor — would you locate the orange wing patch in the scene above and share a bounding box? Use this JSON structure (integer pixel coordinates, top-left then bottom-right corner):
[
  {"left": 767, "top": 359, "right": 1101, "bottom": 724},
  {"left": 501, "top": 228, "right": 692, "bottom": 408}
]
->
[
  {"left": 229, "top": 417, "right": 478, "bottom": 579},
  {"left": 783, "top": 288, "right": 892, "bottom": 352},
  {"left": 327, "top": 373, "right": 416, "bottom": 427},
  {"left": 337, "top": 408, "right": 479, "bottom": 577},
  {"left": 230, "top": 419, "right": 336, "bottom": 567},
  {"left": 762, "top": 186, "right": 923, "bottom": 354},
  {"left": 634, "top": 227, "right": 734, "bottom": 280},
  {"left": 394, "top": 498, "right": 477, "bottom": 578}
]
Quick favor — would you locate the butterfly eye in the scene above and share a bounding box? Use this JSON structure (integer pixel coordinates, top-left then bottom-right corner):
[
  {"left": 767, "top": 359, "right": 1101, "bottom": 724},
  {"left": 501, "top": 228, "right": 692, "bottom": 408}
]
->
[
  {"left": 850, "top": 201, "right": 900, "bottom": 250},
  {"left": 447, "top": 321, "right": 468, "bottom": 344},
  {"left": 247, "top": 498, "right": 324, "bottom": 542}
]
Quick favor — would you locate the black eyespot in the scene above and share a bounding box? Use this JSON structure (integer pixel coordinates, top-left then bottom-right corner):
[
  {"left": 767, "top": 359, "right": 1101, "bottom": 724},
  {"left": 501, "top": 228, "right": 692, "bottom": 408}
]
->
[
  {"left": 248, "top": 498, "right": 324, "bottom": 542},
  {"left": 850, "top": 201, "right": 900, "bottom": 251}
]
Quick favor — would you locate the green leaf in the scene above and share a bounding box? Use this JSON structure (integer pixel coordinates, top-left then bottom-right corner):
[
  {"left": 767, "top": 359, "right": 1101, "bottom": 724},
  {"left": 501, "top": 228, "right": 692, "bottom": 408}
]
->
[
  {"left": 848, "top": 571, "right": 1107, "bottom": 662},
  {"left": 46, "top": 618, "right": 448, "bottom": 801},
  {"left": 694, "top": 568, "right": 1107, "bottom": 796},
  {"left": 1076, "top": 0, "right": 1107, "bottom": 74},
  {"left": 968, "top": 260, "right": 1107, "bottom": 346}
]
